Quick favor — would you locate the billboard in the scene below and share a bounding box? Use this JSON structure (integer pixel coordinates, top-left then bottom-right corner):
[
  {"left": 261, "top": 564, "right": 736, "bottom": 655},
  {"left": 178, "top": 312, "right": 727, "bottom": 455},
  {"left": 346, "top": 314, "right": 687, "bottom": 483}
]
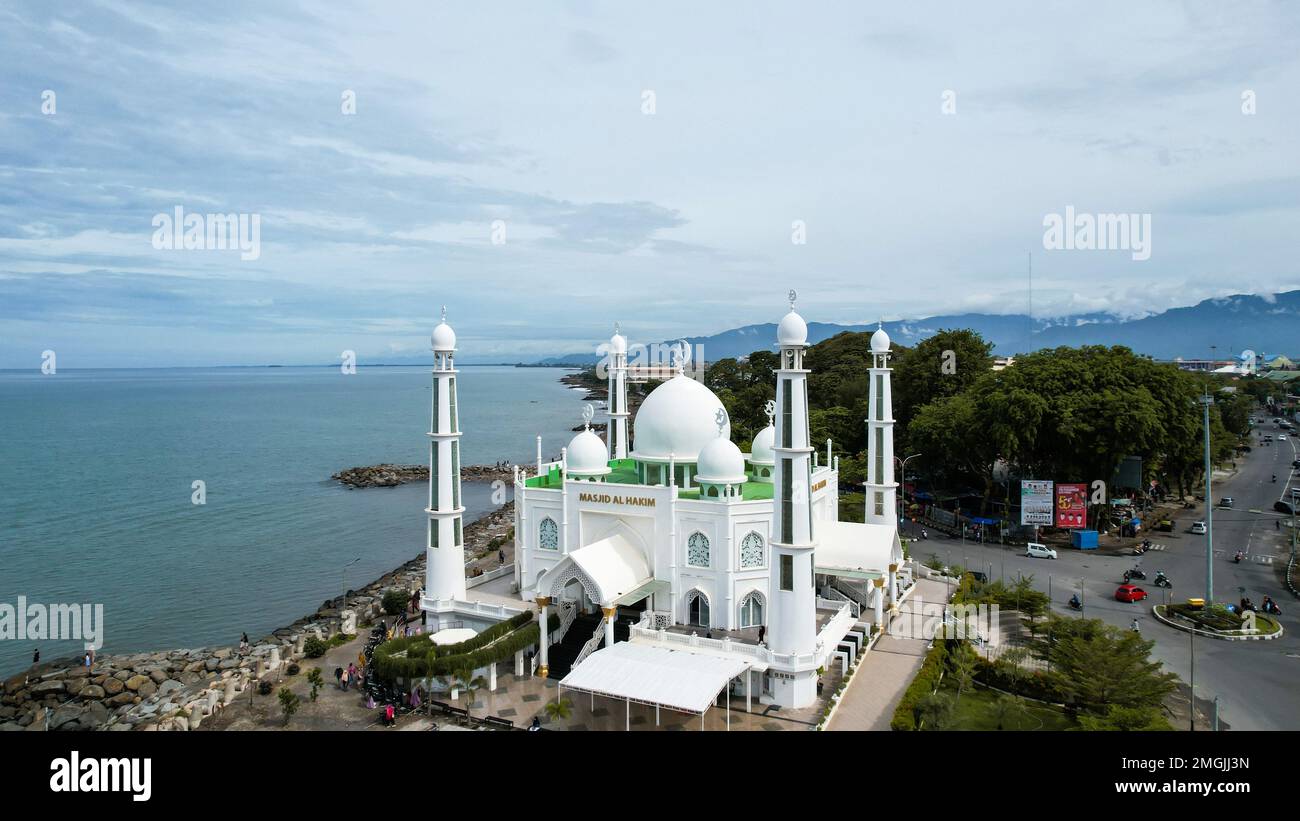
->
[
  {"left": 1055, "top": 483, "right": 1088, "bottom": 529},
  {"left": 1020, "top": 480, "right": 1054, "bottom": 525}
]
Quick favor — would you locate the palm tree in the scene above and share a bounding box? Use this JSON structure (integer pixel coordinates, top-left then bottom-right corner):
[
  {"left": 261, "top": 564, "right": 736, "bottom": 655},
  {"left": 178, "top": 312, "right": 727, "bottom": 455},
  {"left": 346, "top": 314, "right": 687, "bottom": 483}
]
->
[
  {"left": 454, "top": 667, "right": 488, "bottom": 718},
  {"left": 544, "top": 697, "right": 573, "bottom": 724}
]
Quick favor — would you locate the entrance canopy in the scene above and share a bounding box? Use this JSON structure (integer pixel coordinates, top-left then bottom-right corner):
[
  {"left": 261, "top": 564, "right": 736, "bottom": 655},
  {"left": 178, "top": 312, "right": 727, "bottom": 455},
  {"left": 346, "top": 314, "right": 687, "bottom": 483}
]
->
[
  {"left": 814, "top": 520, "right": 897, "bottom": 579},
  {"left": 559, "top": 641, "right": 749, "bottom": 715},
  {"left": 539, "top": 530, "right": 654, "bottom": 605}
]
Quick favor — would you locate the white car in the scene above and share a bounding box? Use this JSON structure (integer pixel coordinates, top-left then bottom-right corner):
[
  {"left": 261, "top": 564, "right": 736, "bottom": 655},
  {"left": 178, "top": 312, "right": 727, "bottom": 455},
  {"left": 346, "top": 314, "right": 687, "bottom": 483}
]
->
[
  {"left": 1279, "top": 434, "right": 1288, "bottom": 441},
  {"left": 1190, "top": 521, "right": 1207, "bottom": 535},
  {"left": 1025, "top": 542, "right": 1057, "bottom": 559}
]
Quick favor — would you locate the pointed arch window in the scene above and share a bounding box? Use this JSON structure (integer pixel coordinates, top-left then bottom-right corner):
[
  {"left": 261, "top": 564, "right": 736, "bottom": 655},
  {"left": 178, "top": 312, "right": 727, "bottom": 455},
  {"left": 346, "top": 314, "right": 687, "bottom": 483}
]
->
[
  {"left": 687, "top": 532, "right": 710, "bottom": 567},
  {"left": 740, "top": 531, "right": 765, "bottom": 568},
  {"left": 539, "top": 517, "right": 559, "bottom": 551}
]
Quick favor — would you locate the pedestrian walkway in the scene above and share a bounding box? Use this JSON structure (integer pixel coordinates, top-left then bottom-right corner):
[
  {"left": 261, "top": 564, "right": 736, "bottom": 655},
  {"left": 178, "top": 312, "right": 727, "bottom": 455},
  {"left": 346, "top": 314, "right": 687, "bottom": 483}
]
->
[{"left": 826, "top": 577, "right": 950, "bottom": 731}]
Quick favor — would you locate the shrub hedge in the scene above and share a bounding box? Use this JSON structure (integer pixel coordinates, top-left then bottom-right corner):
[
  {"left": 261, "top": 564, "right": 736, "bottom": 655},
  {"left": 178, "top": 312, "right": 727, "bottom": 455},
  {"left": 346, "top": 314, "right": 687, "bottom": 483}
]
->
[
  {"left": 890, "top": 640, "right": 949, "bottom": 731},
  {"left": 372, "top": 611, "right": 561, "bottom": 681}
]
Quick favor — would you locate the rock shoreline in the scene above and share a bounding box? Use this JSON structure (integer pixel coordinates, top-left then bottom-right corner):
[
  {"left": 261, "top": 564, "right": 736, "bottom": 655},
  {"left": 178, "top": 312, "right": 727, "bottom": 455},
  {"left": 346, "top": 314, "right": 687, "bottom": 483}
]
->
[
  {"left": 332, "top": 463, "right": 517, "bottom": 488},
  {"left": 0, "top": 501, "right": 517, "bottom": 733}
]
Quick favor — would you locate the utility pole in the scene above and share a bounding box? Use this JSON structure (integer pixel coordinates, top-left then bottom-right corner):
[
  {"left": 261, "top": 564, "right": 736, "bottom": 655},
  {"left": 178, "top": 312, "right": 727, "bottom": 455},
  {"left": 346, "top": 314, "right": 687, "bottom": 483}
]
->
[
  {"left": 1189, "top": 627, "right": 1196, "bottom": 732},
  {"left": 1200, "top": 394, "right": 1214, "bottom": 604}
]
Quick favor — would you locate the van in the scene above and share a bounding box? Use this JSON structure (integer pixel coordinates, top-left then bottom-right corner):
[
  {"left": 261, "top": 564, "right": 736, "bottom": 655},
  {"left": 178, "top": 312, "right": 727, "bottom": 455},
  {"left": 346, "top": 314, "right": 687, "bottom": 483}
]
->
[{"left": 1025, "top": 542, "right": 1057, "bottom": 559}]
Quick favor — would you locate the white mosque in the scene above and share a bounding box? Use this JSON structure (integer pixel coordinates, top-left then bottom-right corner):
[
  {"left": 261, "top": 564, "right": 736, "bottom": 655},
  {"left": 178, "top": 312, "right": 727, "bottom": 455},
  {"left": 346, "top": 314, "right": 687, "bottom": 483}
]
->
[{"left": 420, "top": 295, "right": 907, "bottom": 712}]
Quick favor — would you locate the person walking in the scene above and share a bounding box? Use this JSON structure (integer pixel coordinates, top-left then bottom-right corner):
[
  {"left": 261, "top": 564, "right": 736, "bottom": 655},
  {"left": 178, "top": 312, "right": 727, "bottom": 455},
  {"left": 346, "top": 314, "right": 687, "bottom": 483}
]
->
[
  {"left": 346, "top": 662, "right": 357, "bottom": 691},
  {"left": 1130, "top": 618, "right": 1140, "bottom": 633},
  {"left": 757, "top": 624, "right": 766, "bottom": 645},
  {"left": 239, "top": 632, "right": 249, "bottom": 653},
  {"left": 32, "top": 648, "right": 39, "bottom": 665},
  {"left": 498, "top": 548, "right": 506, "bottom": 566},
  {"left": 334, "top": 666, "right": 344, "bottom": 690}
]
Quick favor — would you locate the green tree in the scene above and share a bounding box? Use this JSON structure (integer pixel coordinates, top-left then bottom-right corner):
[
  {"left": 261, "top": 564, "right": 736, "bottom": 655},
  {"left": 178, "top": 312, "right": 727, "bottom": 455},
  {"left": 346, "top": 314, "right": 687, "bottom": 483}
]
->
[
  {"left": 306, "top": 668, "right": 324, "bottom": 702},
  {"left": 454, "top": 667, "right": 489, "bottom": 717},
  {"left": 892, "top": 329, "right": 994, "bottom": 432},
  {"left": 277, "top": 687, "right": 301, "bottom": 726},
  {"left": 382, "top": 588, "right": 409, "bottom": 617},
  {"left": 1045, "top": 618, "right": 1176, "bottom": 715},
  {"left": 915, "top": 692, "right": 955, "bottom": 730},
  {"left": 544, "top": 697, "right": 573, "bottom": 722},
  {"left": 1077, "top": 703, "right": 1172, "bottom": 731}
]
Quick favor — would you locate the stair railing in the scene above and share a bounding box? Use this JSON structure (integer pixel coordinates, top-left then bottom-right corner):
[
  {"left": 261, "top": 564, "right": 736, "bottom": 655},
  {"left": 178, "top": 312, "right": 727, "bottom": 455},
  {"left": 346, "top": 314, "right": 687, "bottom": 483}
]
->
[{"left": 571, "top": 617, "right": 607, "bottom": 670}]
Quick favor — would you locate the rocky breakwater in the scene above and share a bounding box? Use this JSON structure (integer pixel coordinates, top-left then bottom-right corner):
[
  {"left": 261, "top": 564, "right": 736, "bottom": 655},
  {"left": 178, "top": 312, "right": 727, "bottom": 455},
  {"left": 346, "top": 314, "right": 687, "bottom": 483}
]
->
[
  {"left": 0, "top": 499, "right": 518, "bottom": 731},
  {"left": 332, "top": 463, "right": 517, "bottom": 488}
]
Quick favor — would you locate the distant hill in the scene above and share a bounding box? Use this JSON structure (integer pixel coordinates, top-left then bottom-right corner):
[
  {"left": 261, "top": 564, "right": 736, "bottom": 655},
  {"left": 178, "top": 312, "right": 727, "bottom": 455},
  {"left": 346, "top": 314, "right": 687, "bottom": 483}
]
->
[{"left": 532, "top": 290, "right": 1298, "bottom": 364}]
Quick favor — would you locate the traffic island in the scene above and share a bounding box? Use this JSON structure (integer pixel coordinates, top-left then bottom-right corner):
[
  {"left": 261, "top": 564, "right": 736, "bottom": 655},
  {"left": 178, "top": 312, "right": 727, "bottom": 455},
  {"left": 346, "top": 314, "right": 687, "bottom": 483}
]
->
[{"left": 1152, "top": 603, "right": 1283, "bottom": 641}]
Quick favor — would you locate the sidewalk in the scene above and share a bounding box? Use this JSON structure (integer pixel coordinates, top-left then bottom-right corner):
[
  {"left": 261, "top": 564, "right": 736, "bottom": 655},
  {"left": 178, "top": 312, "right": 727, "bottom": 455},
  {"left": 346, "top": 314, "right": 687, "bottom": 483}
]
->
[{"left": 826, "top": 577, "right": 949, "bottom": 731}]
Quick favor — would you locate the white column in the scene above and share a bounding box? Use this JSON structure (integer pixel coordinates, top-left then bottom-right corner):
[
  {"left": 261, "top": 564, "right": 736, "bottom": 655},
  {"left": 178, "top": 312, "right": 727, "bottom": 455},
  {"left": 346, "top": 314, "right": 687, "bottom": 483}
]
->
[
  {"left": 873, "top": 579, "right": 885, "bottom": 626},
  {"left": 888, "top": 563, "right": 898, "bottom": 607},
  {"left": 864, "top": 327, "right": 898, "bottom": 529},
  {"left": 603, "top": 606, "right": 616, "bottom": 647},
  {"left": 537, "top": 598, "right": 550, "bottom": 677}
]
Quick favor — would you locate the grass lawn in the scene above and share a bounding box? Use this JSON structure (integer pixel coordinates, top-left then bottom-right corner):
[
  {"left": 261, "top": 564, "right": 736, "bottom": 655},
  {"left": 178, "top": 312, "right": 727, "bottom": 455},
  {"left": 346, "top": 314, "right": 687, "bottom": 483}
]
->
[{"left": 941, "top": 681, "right": 1078, "bottom": 731}]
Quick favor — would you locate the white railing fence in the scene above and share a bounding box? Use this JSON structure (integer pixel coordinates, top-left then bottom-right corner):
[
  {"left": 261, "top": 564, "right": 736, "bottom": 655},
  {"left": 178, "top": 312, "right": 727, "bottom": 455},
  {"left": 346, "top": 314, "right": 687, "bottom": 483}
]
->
[{"left": 572, "top": 617, "right": 607, "bottom": 669}]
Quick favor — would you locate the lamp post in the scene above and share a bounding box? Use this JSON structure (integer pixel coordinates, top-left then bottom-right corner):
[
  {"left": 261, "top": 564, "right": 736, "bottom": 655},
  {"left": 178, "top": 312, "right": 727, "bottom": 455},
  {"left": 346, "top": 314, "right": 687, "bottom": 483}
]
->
[
  {"left": 1199, "top": 394, "right": 1214, "bottom": 604},
  {"left": 895, "top": 453, "right": 922, "bottom": 536},
  {"left": 341, "top": 556, "right": 361, "bottom": 611}
]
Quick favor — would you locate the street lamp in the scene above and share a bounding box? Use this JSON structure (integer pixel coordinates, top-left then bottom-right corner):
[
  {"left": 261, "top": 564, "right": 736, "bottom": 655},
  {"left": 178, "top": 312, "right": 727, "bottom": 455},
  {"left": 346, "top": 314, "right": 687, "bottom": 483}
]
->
[
  {"left": 1199, "top": 394, "right": 1214, "bottom": 604},
  {"left": 895, "top": 453, "right": 922, "bottom": 534},
  {"left": 341, "top": 556, "right": 361, "bottom": 611}
]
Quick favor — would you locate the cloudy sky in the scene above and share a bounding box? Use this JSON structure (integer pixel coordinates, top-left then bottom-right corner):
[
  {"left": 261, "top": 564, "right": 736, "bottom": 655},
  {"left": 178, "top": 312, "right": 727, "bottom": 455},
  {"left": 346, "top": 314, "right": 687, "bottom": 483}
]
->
[{"left": 1, "top": 1, "right": 1297, "bottom": 367}]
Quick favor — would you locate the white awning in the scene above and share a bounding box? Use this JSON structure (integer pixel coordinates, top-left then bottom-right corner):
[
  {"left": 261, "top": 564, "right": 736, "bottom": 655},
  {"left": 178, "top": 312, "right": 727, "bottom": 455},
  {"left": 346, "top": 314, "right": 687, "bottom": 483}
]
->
[
  {"left": 532, "top": 531, "right": 655, "bottom": 604},
  {"left": 814, "top": 519, "right": 899, "bottom": 577},
  {"left": 559, "top": 641, "right": 750, "bottom": 715}
]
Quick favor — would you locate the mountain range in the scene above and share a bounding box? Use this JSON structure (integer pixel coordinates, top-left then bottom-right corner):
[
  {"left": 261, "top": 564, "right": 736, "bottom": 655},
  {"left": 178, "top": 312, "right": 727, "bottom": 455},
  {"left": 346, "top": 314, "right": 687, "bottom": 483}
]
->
[{"left": 527, "top": 290, "right": 1300, "bottom": 366}]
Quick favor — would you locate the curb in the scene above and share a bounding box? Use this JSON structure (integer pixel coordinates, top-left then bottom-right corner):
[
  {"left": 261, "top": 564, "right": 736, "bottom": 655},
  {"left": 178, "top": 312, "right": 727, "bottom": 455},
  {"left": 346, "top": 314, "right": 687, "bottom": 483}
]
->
[{"left": 1151, "top": 604, "right": 1283, "bottom": 641}]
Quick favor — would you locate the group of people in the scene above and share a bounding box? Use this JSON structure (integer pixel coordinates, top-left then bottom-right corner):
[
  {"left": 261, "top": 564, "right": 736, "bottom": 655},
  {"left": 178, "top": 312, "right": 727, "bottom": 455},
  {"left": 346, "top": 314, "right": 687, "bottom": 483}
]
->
[{"left": 334, "top": 662, "right": 361, "bottom": 691}]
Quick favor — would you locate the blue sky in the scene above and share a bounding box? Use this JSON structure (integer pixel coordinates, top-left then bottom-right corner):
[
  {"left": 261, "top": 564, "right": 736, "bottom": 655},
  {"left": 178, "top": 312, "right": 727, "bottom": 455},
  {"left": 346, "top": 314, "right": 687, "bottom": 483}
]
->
[{"left": 1, "top": 1, "right": 1298, "bottom": 366}]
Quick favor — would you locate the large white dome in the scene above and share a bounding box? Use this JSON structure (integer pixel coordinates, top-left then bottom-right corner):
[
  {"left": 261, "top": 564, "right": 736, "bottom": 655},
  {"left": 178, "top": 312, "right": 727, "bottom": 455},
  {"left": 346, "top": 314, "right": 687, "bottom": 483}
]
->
[
  {"left": 777, "top": 310, "right": 808, "bottom": 346},
  {"left": 631, "top": 374, "right": 730, "bottom": 462},
  {"left": 566, "top": 428, "right": 611, "bottom": 476},
  {"left": 696, "top": 436, "right": 746, "bottom": 484},
  {"left": 749, "top": 425, "right": 775, "bottom": 466}
]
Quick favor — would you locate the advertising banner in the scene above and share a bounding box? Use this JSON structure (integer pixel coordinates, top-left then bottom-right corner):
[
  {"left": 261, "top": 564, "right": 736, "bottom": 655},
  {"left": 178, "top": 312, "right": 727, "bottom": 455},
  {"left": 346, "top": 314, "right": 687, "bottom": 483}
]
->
[
  {"left": 1020, "top": 479, "right": 1054, "bottom": 525},
  {"left": 1054, "top": 482, "right": 1087, "bottom": 529}
]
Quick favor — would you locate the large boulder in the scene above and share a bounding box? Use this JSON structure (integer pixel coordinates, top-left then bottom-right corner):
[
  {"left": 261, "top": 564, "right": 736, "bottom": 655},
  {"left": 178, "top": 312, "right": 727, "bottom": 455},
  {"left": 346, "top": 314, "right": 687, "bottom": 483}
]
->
[
  {"left": 48, "top": 704, "right": 82, "bottom": 730},
  {"left": 78, "top": 684, "right": 106, "bottom": 700},
  {"left": 135, "top": 681, "right": 157, "bottom": 698},
  {"left": 158, "top": 680, "right": 184, "bottom": 697},
  {"left": 101, "top": 677, "right": 124, "bottom": 696},
  {"left": 31, "top": 680, "right": 65, "bottom": 696},
  {"left": 124, "top": 674, "right": 150, "bottom": 692},
  {"left": 148, "top": 669, "right": 168, "bottom": 685}
]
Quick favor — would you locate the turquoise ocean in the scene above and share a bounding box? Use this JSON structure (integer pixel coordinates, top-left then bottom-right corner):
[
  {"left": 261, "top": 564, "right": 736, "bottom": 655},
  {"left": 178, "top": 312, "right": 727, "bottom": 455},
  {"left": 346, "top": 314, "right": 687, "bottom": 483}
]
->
[{"left": 0, "top": 365, "right": 586, "bottom": 675}]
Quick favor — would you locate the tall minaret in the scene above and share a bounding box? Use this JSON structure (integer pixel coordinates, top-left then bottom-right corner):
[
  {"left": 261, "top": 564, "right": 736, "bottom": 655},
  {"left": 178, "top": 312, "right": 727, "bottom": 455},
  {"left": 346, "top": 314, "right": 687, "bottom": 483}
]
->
[
  {"left": 606, "top": 323, "right": 629, "bottom": 460},
  {"left": 768, "top": 290, "right": 817, "bottom": 660},
  {"left": 863, "top": 322, "right": 897, "bottom": 527},
  {"left": 425, "top": 307, "right": 466, "bottom": 602}
]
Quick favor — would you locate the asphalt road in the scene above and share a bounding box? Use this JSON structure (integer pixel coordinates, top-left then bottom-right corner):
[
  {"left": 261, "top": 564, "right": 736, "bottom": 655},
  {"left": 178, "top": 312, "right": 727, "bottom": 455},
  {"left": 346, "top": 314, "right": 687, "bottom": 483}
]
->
[{"left": 912, "top": 425, "right": 1300, "bottom": 731}]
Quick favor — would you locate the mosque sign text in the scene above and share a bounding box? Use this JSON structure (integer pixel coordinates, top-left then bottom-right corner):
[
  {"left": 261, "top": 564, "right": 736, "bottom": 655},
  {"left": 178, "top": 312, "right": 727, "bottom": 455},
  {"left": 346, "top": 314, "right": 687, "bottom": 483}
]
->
[{"left": 577, "top": 492, "right": 657, "bottom": 508}]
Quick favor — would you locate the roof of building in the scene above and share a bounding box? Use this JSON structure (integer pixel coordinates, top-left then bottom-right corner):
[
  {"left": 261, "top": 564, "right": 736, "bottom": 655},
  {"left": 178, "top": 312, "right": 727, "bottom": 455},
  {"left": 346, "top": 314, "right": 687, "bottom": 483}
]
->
[
  {"left": 566, "top": 428, "right": 611, "bottom": 476},
  {"left": 559, "top": 640, "right": 749, "bottom": 715},
  {"left": 540, "top": 531, "right": 653, "bottom": 604},
  {"left": 813, "top": 519, "right": 899, "bottom": 578}
]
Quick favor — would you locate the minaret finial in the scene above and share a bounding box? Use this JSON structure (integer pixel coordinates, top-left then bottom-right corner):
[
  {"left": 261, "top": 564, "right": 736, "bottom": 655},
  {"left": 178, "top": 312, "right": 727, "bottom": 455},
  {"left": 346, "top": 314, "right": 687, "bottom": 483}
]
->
[
  {"left": 764, "top": 399, "right": 776, "bottom": 427},
  {"left": 441, "top": 305, "right": 447, "bottom": 323},
  {"left": 788, "top": 289, "right": 797, "bottom": 310},
  {"left": 582, "top": 403, "right": 594, "bottom": 430},
  {"left": 614, "top": 321, "right": 621, "bottom": 335},
  {"left": 715, "top": 407, "right": 728, "bottom": 436}
]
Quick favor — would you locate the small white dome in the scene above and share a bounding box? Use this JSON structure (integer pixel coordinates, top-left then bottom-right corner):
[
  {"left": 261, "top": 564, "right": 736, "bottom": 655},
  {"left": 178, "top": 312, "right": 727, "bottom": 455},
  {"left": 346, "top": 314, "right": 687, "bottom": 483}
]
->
[
  {"left": 749, "top": 425, "right": 775, "bottom": 466},
  {"left": 610, "top": 331, "right": 627, "bottom": 355},
  {"left": 431, "top": 322, "right": 456, "bottom": 352},
  {"left": 696, "top": 436, "right": 747, "bottom": 484},
  {"left": 777, "top": 310, "right": 808, "bottom": 346},
  {"left": 870, "top": 325, "right": 891, "bottom": 353},
  {"left": 566, "top": 428, "right": 611, "bottom": 476},
  {"left": 631, "top": 374, "right": 730, "bottom": 462}
]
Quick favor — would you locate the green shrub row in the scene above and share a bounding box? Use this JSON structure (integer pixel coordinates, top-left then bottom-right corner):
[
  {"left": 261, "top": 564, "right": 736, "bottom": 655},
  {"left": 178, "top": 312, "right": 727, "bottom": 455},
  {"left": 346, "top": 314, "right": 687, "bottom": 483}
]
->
[
  {"left": 372, "top": 612, "right": 559, "bottom": 682},
  {"left": 890, "top": 640, "right": 949, "bottom": 731}
]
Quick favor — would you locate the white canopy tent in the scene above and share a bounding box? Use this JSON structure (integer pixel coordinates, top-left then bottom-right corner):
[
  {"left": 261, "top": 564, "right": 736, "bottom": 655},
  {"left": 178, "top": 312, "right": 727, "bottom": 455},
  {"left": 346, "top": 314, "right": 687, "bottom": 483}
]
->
[
  {"left": 814, "top": 519, "right": 898, "bottom": 577},
  {"left": 558, "top": 641, "right": 752, "bottom": 729}
]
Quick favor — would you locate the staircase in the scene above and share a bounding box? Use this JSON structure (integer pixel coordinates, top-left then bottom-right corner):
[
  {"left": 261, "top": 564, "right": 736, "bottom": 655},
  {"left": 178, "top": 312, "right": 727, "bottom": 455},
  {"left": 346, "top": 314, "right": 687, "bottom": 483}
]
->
[{"left": 547, "top": 612, "right": 602, "bottom": 680}]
